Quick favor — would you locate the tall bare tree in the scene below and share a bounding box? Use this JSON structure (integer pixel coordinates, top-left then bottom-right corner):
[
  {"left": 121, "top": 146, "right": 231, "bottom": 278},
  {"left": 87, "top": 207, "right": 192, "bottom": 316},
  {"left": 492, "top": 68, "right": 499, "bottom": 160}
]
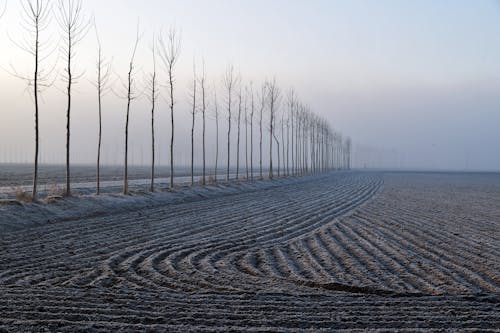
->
[
  {"left": 345, "top": 137, "right": 352, "bottom": 170},
  {"left": 122, "top": 24, "right": 140, "bottom": 194},
  {"left": 267, "top": 78, "right": 280, "bottom": 179},
  {"left": 290, "top": 93, "right": 296, "bottom": 176},
  {"left": 56, "top": 0, "right": 90, "bottom": 197},
  {"left": 213, "top": 86, "right": 219, "bottom": 182},
  {"left": 249, "top": 83, "right": 255, "bottom": 180},
  {"left": 93, "top": 21, "right": 111, "bottom": 195},
  {"left": 9, "top": 0, "right": 54, "bottom": 200},
  {"left": 286, "top": 90, "right": 295, "bottom": 176},
  {"left": 295, "top": 104, "right": 300, "bottom": 175},
  {"left": 244, "top": 86, "right": 249, "bottom": 179},
  {"left": 223, "top": 65, "right": 235, "bottom": 181},
  {"left": 281, "top": 108, "right": 285, "bottom": 176},
  {"left": 236, "top": 79, "right": 242, "bottom": 179},
  {"left": 159, "top": 27, "right": 181, "bottom": 190},
  {"left": 189, "top": 60, "right": 197, "bottom": 186},
  {"left": 200, "top": 61, "right": 207, "bottom": 185},
  {"left": 258, "top": 83, "right": 266, "bottom": 179},
  {"left": 145, "top": 36, "right": 158, "bottom": 192}
]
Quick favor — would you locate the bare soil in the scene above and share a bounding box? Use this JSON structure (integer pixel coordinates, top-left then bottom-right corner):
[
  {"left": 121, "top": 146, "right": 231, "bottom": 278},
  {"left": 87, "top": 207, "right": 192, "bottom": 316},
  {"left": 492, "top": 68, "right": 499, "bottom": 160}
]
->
[{"left": 0, "top": 171, "right": 498, "bottom": 332}]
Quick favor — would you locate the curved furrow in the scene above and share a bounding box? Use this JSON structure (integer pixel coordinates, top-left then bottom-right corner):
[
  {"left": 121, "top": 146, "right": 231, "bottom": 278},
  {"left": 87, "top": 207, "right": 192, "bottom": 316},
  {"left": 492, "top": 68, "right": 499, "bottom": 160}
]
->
[
  {"left": 182, "top": 177, "right": 381, "bottom": 283},
  {"left": 321, "top": 226, "right": 377, "bottom": 287},
  {"left": 376, "top": 210, "right": 500, "bottom": 293},
  {"left": 379, "top": 205, "right": 500, "bottom": 260},
  {"left": 324, "top": 222, "right": 423, "bottom": 293},
  {"left": 353, "top": 210, "right": 498, "bottom": 294},
  {"left": 354, "top": 213, "right": 484, "bottom": 294},
  {"left": 339, "top": 218, "right": 441, "bottom": 294},
  {"left": 59, "top": 174, "right": 382, "bottom": 291},
  {"left": 368, "top": 200, "right": 500, "bottom": 258},
  {"left": 340, "top": 220, "right": 441, "bottom": 293}
]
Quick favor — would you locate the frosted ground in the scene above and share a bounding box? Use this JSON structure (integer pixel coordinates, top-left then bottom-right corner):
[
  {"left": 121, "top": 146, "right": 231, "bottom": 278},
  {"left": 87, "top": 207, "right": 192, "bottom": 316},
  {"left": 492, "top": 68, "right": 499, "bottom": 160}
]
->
[{"left": 0, "top": 170, "right": 499, "bottom": 331}]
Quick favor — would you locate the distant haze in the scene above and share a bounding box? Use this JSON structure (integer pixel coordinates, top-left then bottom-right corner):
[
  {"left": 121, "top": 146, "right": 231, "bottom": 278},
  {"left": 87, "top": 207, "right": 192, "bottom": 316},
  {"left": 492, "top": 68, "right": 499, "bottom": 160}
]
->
[{"left": 0, "top": 0, "right": 499, "bottom": 171}]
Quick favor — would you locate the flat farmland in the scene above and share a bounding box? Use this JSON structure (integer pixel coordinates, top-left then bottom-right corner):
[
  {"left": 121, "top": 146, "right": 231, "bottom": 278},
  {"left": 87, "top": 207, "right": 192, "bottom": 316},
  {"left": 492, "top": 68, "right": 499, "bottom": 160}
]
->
[{"left": 0, "top": 171, "right": 498, "bottom": 332}]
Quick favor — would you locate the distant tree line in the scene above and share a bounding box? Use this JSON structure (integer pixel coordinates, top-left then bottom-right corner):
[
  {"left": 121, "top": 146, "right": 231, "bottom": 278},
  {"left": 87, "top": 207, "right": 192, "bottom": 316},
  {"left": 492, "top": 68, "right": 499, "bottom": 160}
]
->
[{"left": 3, "top": 0, "right": 352, "bottom": 200}]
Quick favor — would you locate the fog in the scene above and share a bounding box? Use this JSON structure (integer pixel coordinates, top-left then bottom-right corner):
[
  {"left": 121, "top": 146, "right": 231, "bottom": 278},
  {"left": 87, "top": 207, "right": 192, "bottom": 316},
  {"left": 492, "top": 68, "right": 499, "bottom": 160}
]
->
[{"left": 1, "top": 0, "right": 499, "bottom": 171}]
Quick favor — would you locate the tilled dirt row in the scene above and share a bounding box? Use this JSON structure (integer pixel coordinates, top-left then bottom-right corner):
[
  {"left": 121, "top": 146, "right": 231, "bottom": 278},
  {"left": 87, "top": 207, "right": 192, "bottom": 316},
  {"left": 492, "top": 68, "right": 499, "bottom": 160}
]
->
[{"left": 0, "top": 286, "right": 498, "bottom": 332}]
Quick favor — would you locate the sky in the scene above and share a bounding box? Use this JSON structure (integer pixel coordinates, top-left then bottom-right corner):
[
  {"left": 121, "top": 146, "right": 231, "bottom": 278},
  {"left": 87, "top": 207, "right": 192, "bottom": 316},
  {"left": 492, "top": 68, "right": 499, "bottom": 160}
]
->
[{"left": 0, "top": 0, "right": 499, "bottom": 171}]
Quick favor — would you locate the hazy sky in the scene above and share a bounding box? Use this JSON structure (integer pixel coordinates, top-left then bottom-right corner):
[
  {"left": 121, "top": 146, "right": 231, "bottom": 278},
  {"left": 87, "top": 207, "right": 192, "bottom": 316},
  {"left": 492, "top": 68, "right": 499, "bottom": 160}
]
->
[{"left": 0, "top": 0, "right": 499, "bottom": 171}]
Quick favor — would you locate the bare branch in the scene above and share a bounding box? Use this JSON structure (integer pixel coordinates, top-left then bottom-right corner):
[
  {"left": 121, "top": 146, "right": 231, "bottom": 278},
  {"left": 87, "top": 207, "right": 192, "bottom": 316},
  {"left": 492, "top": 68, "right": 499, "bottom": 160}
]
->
[{"left": 0, "top": 1, "right": 7, "bottom": 19}]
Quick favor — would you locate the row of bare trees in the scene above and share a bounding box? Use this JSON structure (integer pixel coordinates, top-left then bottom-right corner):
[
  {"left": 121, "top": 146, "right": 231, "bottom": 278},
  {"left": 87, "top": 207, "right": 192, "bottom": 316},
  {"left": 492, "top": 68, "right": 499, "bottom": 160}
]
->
[
  {"left": 4, "top": 0, "right": 351, "bottom": 200},
  {"left": 217, "top": 74, "right": 352, "bottom": 183}
]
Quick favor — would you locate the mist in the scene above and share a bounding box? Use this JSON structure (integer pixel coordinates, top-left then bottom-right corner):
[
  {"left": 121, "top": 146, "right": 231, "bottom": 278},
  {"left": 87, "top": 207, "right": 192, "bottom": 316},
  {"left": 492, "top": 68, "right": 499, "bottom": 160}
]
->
[{"left": 0, "top": 0, "right": 499, "bottom": 171}]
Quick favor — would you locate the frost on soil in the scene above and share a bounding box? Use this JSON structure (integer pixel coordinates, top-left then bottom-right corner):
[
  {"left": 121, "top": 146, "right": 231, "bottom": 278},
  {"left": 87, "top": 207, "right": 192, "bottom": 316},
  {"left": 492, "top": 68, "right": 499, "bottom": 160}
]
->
[{"left": 0, "top": 171, "right": 499, "bottom": 332}]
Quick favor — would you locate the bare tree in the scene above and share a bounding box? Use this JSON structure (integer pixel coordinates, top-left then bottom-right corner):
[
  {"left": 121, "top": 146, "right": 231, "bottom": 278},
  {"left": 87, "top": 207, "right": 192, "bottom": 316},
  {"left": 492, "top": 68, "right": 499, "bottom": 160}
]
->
[
  {"left": 199, "top": 61, "right": 207, "bottom": 185},
  {"left": 56, "top": 0, "right": 90, "bottom": 197},
  {"left": 281, "top": 108, "right": 285, "bottom": 176},
  {"left": 93, "top": 21, "right": 111, "bottom": 195},
  {"left": 121, "top": 23, "right": 140, "bottom": 194},
  {"left": 345, "top": 137, "right": 352, "bottom": 170},
  {"left": 244, "top": 86, "right": 249, "bottom": 179},
  {"left": 286, "top": 90, "right": 295, "bottom": 176},
  {"left": 274, "top": 127, "right": 280, "bottom": 178},
  {"left": 249, "top": 83, "right": 255, "bottom": 180},
  {"left": 236, "top": 78, "right": 242, "bottom": 179},
  {"left": 223, "top": 65, "right": 235, "bottom": 181},
  {"left": 295, "top": 104, "right": 300, "bottom": 175},
  {"left": 8, "top": 0, "right": 54, "bottom": 200},
  {"left": 213, "top": 86, "right": 219, "bottom": 182},
  {"left": 267, "top": 78, "right": 280, "bottom": 179},
  {"left": 189, "top": 60, "right": 197, "bottom": 186},
  {"left": 144, "top": 36, "right": 158, "bottom": 192},
  {"left": 258, "top": 83, "right": 266, "bottom": 179},
  {"left": 159, "top": 27, "right": 181, "bottom": 190}
]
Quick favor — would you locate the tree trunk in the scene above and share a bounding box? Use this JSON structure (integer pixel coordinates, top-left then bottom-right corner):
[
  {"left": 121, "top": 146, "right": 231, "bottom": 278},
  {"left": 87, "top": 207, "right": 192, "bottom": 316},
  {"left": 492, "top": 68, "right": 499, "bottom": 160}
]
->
[
  {"left": 150, "top": 72, "right": 156, "bottom": 192},
  {"left": 250, "top": 89, "right": 254, "bottom": 181},
  {"left": 191, "top": 112, "right": 195, "bottom": 186},
  {"left": 32, "top": 19, "right": 40, "bottom": 200},
  {"left": 245, "top": 95, "right": 249, "bottom": 179},
  {"left": 201, "top": 80, "right": 206, "bottom": 185},
  {"left": 97, "top": 58, "right": 102, "bottom": 195},
  {"left": 236, "top": 92, "right": 241, "bottom": 179},
  {"left": 286, "top": 113, "right": 290, "bottom": 176},
  {"left": 226, "top": 91, "right": 231, "bottom": 181},
  {"left": 259, "top": 102, "right": 263, "bottom": 180},
  {"left": 215, "top": 106, "right": 219, "bottom": 182},
  {"left": 281, "top": 116, "right": 285, "bottom": 177},
  {"left": 124, "top": 63, "right": 132, "bottom": 195},
  {"left": 190, "top": 74, "right": 196, "bottom": 186},
  {"left": 269, "top": 111, "right": 273, "bottom": 179},
  {"left": 65, "top": 35, "right": 72, "bottom": 197},
  {"left": 169, "top": 64, "right": 174, "bottom": 190},
  {"left": 291, "top": 109, "right": 294, "bottom": 176},
  {"left": 275, "top": 134, "right": 280, "bottom": 177}
]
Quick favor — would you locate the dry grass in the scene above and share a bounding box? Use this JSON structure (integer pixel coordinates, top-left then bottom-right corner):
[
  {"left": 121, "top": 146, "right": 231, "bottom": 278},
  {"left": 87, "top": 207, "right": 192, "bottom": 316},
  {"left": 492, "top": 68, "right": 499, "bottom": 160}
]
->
[
  {"left": 48, "top": 183, "right": 65, "bottom": 197},
  {"left": 13, "top": 187, "right": 33, "bottom": 203}
]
